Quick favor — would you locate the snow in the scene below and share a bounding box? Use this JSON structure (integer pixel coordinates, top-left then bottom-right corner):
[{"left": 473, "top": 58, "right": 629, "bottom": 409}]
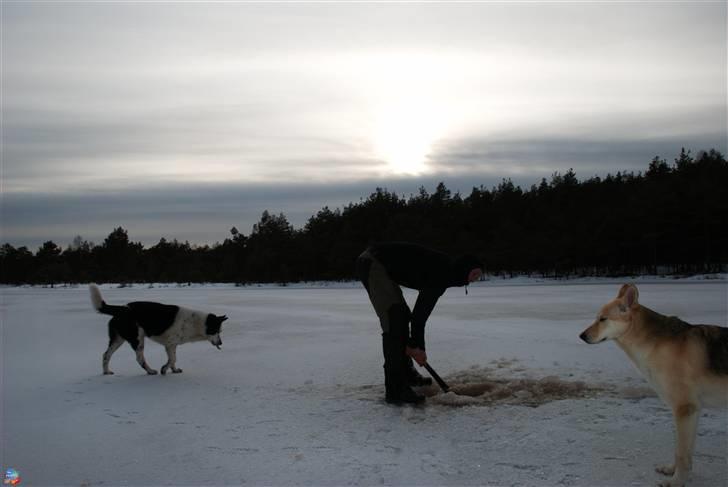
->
[{"left": 1, "top": 279, "right": 726, "bottom": 486}]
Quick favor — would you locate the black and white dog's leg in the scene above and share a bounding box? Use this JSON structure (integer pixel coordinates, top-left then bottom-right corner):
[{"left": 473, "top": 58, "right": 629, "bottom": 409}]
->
[
  {"left": 102, "top": 332, "right": 125, "bottom": 375},
  {"left": 130, "top": 329, "right": 158, "bottom": 375},
  {"left": 161, "top": 345, "right": 182, "bottom": 375}
]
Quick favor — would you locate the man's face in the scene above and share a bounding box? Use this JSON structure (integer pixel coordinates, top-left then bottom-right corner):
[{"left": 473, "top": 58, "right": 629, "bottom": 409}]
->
[{"left": 468, "top": 268, "right": 483, "bottom": 283}]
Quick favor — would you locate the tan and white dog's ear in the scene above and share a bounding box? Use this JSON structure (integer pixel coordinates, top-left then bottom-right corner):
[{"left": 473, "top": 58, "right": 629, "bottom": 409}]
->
[
  {"left": 617, "top": 283, "right": 630, "bottom": 298},
  {"left": 621, "top": 284, "right": 639, "bottom": 309}
]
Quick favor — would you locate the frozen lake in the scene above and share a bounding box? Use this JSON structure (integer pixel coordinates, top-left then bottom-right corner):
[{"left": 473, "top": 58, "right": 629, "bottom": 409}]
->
[{"left": 1, "top": 279, "right": 726, "bottom": 486}]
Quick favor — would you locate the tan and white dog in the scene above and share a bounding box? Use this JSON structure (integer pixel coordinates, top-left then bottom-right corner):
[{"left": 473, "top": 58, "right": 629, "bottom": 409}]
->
[{"left": 579, "top": 284, "right": 727, "bottom": 487}]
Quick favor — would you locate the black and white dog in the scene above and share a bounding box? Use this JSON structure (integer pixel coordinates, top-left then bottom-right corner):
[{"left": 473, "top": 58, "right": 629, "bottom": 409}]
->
[{"left": 90, "top": 284, "right": 227, "bottom": 375}]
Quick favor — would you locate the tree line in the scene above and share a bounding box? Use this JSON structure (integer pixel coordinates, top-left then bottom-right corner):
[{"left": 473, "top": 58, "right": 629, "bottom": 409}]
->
[{"left": 2, "top": 148, "right": 727, "bottom": 285}]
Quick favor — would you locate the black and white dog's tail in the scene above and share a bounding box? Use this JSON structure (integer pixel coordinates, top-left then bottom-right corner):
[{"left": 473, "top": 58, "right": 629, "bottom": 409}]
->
[{"left": 89, "top": 284, "right": 129, "bottom": 317}]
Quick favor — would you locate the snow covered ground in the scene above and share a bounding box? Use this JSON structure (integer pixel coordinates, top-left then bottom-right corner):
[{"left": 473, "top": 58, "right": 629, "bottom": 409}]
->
[{"left": 1, "top": 279, "right": 726, "bottom": 486}]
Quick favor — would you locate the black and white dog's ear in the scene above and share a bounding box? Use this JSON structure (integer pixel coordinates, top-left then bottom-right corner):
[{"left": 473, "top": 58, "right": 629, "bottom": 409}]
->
[{"left": 221, "top": 315, "right": 228, "bottom": 322}]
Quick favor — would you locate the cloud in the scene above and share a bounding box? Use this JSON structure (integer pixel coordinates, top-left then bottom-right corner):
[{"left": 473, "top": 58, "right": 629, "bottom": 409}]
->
[
  {"left": 0, "top": 177, "right": 501, "bottom": 249},
  {"left": 5, "top": 134, "right": 724, "bottom": 251},
  {"left": 2, "top": 2, "right": 725, "bottom": 249}
]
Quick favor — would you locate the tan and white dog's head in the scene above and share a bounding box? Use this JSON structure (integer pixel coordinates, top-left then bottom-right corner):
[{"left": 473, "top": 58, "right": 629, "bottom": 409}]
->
[{"left": 579, "top": 284, "right": 640, "bottom": 344}]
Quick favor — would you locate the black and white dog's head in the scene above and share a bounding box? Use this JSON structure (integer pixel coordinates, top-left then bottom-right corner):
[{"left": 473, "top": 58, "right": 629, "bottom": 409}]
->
[{"left": 205, "top": 314, "right": 227, "bottom": 349}]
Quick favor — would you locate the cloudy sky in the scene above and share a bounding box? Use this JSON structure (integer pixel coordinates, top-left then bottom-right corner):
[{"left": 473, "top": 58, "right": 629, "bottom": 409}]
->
[{"left": 2, "top": 2, "right": 726, "bottom": 249}]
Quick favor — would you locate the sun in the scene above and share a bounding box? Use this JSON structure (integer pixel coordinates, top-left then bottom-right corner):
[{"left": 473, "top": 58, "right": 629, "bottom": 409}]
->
[
  {"left": 372, "top": 99, "right": 446, "bottom": 175},
  {"left": 358, "top": 52, "right": 455, "bottom": 176}
]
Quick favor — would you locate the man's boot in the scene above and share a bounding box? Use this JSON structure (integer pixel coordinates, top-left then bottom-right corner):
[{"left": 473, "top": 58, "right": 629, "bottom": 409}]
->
[{"left": 382, "top": 333, "right": 424, "bottom": 404}]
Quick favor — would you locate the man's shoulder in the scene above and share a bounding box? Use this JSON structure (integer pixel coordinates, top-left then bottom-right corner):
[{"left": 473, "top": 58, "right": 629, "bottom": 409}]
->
[{"left": 370, "top": 241, "right": 446, "bottom": 257}]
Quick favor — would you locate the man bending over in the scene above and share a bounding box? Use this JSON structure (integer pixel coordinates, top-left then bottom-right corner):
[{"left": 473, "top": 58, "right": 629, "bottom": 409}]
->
[{"left": 356, "top": 242, "right": 484, "bottom": 404}]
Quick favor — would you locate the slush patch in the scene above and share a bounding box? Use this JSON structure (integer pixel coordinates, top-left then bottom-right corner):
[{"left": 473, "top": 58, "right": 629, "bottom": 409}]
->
[{"left": 424, "top": 370, "right": 604, "bottom": 408}]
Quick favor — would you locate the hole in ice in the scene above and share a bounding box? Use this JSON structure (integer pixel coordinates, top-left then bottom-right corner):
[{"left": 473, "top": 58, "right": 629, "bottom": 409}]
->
[{"left": 422, "top": 369, "right": 605, "bottom": 408}]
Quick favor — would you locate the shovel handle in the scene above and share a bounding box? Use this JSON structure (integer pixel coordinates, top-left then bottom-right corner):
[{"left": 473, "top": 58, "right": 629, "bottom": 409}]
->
[{"left": 423, "top": 363, "right": 450, "bottom": 393}]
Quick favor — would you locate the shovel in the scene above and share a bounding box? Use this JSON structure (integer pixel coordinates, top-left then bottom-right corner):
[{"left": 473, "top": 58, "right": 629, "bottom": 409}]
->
[{"left": 423, "top": 363, "right": 451, "bottom": 393}]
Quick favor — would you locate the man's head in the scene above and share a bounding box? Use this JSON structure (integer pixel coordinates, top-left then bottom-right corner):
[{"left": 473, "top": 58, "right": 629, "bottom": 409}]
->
[
  {"left": 468, "top": 267, "right": 484, "bottom": 283},
  {"left": 452, "top": 254, "right": 484, "bottom": 285}
]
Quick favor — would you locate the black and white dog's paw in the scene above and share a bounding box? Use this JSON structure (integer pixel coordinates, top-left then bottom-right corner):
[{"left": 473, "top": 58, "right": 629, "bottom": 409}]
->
[{"left": 161, "top": 365, "right": 182, "bottom": 375}]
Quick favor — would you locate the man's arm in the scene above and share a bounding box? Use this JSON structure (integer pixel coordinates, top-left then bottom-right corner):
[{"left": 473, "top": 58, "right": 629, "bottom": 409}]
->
[{"left": 408, "top": 287, "right": 445, "bottom": 350}]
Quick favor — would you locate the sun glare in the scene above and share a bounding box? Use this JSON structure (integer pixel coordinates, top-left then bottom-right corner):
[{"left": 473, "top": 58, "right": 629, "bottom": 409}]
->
[
  {"left": 373, "top": 100, "right": 444, "bottom": 175},
  {"left": 359, "top": 52, "right": 457, "bottom": 176}
]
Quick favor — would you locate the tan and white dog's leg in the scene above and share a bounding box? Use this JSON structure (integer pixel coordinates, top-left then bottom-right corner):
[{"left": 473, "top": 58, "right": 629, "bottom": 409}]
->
[{"left": 657, "top": 403, "right": 699, "bottom": 487}]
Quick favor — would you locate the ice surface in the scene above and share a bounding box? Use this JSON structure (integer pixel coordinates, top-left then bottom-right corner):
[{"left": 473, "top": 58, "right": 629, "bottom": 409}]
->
[{"left": 1, "top": 279, "right": 726, "bottom": 486}]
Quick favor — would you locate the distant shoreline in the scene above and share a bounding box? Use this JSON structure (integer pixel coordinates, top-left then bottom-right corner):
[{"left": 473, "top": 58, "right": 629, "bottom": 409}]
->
[{"left": 2, "top": 273, "right": 725, "bottom": 290}]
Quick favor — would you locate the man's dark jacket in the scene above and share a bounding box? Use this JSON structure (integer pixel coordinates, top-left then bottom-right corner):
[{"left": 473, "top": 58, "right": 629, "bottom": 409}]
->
[{"left": 366, "top": 242, "right": 482, "bottom": 350}]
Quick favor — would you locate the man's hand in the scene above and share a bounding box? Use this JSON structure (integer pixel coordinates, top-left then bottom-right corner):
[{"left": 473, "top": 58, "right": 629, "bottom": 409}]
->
[{"left": 406, "top": 346, "right": 427, "bottom": 366}]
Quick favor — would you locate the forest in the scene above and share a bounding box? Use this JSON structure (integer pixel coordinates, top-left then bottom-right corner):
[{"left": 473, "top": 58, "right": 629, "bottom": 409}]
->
[{"left": 2, "top": 148, "right": 727, "bottom": 285}]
